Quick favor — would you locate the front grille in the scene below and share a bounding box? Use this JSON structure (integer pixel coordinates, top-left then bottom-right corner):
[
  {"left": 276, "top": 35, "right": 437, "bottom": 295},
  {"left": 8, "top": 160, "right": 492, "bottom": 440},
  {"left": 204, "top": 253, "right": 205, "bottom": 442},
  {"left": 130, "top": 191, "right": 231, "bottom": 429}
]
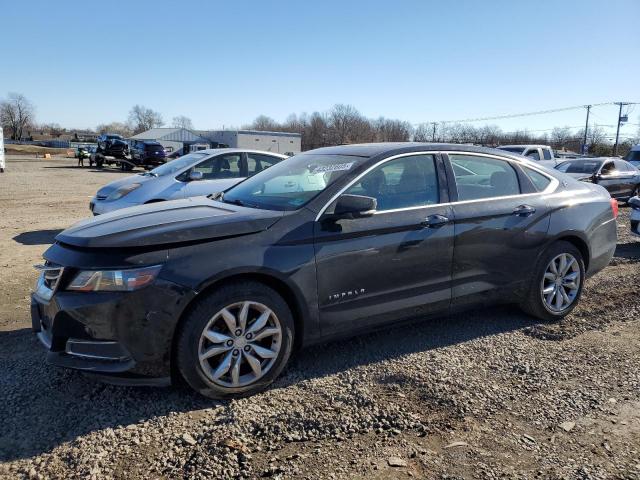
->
[{"left": 96, "top": 194, "right": 107, "bottom": 201}]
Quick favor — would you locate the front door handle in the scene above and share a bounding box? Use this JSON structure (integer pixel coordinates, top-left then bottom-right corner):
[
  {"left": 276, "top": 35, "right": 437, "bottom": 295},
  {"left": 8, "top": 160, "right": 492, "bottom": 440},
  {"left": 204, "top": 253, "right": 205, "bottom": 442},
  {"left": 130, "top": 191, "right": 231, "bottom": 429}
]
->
[
  {"left": 421, "top": 214, "right": 449, "bottom": 228},
  {"left": 513, "top": 204, "right": 536, "bottom": 216}
]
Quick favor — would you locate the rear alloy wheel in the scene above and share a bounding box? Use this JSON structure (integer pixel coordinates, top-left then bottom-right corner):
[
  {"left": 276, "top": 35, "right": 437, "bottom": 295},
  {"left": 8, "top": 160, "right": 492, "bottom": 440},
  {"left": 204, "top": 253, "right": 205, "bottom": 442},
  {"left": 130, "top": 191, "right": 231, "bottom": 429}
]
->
[
  {"left": 540, "top": 253, "right": 581, "bottom": 313},
  {"left": 520, "top": 241, "right": 585, "bottom": 321},
  {"left": 177, "top": 282, "right": 294, "bottom": 399}
]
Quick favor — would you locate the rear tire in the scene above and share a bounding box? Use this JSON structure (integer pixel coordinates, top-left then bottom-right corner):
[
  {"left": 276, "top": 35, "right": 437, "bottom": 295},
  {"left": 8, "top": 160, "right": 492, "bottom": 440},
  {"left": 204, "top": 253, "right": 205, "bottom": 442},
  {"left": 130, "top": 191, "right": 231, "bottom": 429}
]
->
[
  {"left": 520, "top": 241, "right": 585, "bottom": 321},
  {"left": 176, "top": 281, "right": 294, "bottom": 399}
]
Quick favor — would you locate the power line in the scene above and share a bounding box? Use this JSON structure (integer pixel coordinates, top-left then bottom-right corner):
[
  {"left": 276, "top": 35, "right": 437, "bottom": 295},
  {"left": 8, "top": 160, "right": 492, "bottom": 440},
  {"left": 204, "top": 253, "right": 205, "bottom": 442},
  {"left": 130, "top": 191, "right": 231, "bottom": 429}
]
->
[{"left": 415, "top": 101, "right": 638, "bottom": 126}]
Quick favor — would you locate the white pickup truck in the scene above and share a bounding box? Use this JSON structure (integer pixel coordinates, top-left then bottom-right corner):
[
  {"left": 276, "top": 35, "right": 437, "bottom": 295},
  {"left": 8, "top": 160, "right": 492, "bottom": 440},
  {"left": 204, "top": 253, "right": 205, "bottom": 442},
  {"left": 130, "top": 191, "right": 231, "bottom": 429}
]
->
[{"left": 496, "top": 144, "right": 558, "bottom": 168}]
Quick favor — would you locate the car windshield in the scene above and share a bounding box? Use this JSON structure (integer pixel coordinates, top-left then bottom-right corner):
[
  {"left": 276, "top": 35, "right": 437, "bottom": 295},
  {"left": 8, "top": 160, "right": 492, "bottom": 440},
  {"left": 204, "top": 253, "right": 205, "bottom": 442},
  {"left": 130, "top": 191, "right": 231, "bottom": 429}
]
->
[
  {"left": 556, "top": 160, "right": 603, "bottom": 174},
  {"left": 222, "top": 154, "right": 366, "bottom": 211},
  {"left": 498, "top": 147, "right": 526, "bottom": 154},
  {"left": 624, "top": 150, "right": 640, "bottom": 162},
  {"left": 148, "top": 153, "right": 209, "bottom": 176},
  {"left": 145, "top": 144, "right": 164, "bottom": 152}
]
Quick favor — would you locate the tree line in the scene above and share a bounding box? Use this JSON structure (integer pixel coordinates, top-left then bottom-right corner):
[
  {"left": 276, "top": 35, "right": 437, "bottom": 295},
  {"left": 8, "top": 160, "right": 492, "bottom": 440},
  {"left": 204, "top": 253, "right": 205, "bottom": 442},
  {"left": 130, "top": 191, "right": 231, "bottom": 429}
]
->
[
  {"left": 2, "top": 92, "right": 638, "bottom": 156},
  {"left": 245, "top": 104, "right": 639, "bottom": 156}
]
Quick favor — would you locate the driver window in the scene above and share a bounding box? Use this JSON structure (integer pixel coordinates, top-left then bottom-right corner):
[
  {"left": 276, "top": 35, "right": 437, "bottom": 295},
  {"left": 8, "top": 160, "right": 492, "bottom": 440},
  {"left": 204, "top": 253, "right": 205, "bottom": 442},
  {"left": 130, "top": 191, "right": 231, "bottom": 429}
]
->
[
  {"left": 600, "top": 162, "right": 616, "bottom": 176},
  {"left": 192, "top": 154, "right": 242, "bottom": 180},
  {"left": 344, "top": 154, "right": 439, "bottom": 211}
]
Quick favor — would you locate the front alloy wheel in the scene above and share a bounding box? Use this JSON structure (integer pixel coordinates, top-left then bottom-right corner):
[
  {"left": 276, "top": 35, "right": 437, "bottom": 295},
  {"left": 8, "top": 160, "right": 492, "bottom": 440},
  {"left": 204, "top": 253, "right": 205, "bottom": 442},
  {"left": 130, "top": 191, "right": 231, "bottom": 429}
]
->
[
  {"left": 541, "top": 253, "right": 581, "bottom": 312},
  {"left": 177, "top": 281, "right": 294, "bottom": 399},
  {"left": 198, "top": 301, "right": 282, "bottom": 388}
]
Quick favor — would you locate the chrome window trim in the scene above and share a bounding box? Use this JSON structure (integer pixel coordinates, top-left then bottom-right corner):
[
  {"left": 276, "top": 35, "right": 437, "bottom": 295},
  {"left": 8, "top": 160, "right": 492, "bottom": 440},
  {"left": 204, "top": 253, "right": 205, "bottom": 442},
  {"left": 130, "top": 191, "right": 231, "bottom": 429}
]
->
[{"left": 314, "top": 150, "right": 559, "bottom": 221}]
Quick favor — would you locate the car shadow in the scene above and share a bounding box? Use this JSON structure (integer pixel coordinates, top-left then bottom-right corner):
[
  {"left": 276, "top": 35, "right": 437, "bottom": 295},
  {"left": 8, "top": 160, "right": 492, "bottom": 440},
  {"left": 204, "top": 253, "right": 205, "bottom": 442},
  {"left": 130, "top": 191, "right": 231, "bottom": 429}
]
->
[
  {"left": 0, "top": 306, "right": 537, "bottom": 462},
  {"left": 12, "top": 229, "right": 63, "bottom": 245},
  {"left": 42, "top": 166, "right": 134, "bottom": 173},
  {"left": 614, "top": 242, "right": 640, "bottom": 260}
]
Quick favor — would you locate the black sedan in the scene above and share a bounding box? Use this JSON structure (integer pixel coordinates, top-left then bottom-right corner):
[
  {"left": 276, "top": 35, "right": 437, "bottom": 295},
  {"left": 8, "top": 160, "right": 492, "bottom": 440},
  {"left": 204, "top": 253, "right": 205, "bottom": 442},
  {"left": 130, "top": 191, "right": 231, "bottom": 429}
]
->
[
  {"left": 31, "top": 143, "right": 618, "bottom": 398},
  {"left": 555, "top": 157, "right": 640, "bottom": 201}
]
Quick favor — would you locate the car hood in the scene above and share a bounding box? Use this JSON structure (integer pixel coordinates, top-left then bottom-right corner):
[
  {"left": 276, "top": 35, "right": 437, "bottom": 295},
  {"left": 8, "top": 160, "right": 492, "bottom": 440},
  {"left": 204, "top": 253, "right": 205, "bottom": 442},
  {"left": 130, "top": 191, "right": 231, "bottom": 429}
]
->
[
  {"left": 96, "top": 173, "right": 159, "bottom": 197},
  {"left": 56, "top": 197, "right": 285, "bottom": 248}
]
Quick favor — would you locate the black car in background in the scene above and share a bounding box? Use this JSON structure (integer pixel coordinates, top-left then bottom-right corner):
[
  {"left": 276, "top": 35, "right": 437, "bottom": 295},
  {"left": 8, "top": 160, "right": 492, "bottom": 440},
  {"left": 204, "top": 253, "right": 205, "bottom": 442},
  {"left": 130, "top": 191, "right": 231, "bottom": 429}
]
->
[
  {"left": 130, "top": 140, "right": 167, "bottom": 169},
  {"left": 96, "top": 133, "right": 129, "bottom": 159},
  {"left": 31, "top": 143, "right": 618, "bottom": 398},
  {"left": 555, "top": 157, "right": 640, "bottom": 201}
]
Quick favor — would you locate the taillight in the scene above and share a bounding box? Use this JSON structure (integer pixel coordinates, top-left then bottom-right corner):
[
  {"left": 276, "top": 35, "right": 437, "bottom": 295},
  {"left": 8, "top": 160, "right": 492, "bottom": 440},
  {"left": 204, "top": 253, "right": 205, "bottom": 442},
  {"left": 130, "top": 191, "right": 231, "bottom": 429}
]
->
[{"left": 610, "top": 198, "right": 619, "bottom": 218}]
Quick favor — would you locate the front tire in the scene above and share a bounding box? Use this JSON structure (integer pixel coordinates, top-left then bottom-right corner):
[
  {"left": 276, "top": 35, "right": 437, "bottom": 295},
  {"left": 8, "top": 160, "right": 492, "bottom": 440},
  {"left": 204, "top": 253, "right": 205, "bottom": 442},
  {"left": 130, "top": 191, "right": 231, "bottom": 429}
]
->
[
  {"left": 520, "top": 241, "right": 585, "bottom": 321},
  {"left": 176, "top": 281, "right": 294, "bottom": 399}
]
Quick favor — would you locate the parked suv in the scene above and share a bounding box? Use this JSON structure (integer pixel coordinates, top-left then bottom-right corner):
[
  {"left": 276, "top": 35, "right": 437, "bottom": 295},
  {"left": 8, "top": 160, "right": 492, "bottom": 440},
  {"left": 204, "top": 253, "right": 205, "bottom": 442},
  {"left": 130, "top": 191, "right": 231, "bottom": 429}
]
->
[
  {"left": 130, "top": 140, "right": 167, "bottom": 169},
  {"left": 96, "top": 134, "right": 129, "bottom": 159},
  {"left": 32, "top": 144, "right": 617, "bottom": 399}
]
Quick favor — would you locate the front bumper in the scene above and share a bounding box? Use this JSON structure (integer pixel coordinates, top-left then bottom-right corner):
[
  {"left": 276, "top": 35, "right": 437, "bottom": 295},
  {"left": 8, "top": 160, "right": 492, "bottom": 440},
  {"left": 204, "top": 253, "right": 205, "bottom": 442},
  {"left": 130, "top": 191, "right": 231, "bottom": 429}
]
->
[{"left": 31, "top": 275, "right": 195, "bottom": 385}]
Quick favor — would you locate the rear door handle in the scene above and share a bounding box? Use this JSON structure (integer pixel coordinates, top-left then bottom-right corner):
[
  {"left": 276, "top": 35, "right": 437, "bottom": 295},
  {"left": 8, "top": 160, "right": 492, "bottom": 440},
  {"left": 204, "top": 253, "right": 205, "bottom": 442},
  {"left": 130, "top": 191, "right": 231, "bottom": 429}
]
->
[
  {"left": 512, "top": 204, "right": 536, "bottom": 216},
  {"left": 421, "top": 214, "right": 449, "bottom": 228}
]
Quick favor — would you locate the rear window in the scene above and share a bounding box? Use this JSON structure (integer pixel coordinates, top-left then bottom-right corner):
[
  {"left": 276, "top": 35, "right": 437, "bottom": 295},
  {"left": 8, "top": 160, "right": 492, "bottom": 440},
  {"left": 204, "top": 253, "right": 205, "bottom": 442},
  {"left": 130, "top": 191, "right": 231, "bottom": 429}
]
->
[
  {"left": 624, "top": 150, "right": 640, "bottom": 162},
  {"left": 498, "top": 147, "right": 526, "bottom": 154}
]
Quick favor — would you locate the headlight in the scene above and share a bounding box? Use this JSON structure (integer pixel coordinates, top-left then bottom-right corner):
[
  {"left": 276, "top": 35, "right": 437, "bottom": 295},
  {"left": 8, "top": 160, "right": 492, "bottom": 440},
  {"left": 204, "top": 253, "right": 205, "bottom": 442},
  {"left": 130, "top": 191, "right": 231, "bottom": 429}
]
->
[
  {"left": 67, "top": 265, "right": 162, "bottom": 292},
  {"left": 107, "top": 183, "right": 141, "bottom": 201}
]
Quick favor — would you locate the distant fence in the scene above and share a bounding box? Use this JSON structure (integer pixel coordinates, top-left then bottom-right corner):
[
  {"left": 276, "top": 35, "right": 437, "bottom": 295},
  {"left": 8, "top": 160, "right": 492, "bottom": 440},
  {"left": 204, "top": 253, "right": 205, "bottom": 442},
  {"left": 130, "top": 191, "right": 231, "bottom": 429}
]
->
[{"left": 4, "top": 139, "right": 71, "bottom": 148}]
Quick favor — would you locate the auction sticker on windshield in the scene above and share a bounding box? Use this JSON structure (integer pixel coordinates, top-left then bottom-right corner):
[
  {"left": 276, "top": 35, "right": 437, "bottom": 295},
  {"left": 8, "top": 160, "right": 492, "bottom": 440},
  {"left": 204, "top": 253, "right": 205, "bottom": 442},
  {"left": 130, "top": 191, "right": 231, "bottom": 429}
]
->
[{"left": 310, "top": 162, "right": 354, "bottom": 174}]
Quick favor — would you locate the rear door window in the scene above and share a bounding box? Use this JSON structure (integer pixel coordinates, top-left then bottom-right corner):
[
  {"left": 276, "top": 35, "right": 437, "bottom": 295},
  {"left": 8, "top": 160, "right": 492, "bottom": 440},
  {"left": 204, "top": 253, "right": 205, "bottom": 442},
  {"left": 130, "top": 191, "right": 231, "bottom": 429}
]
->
[
  {"left": 247, "top": 153, "right": 281, "bottom": 175},
  {"left": 542, "top": 148, "right": 553, "bottom": 160},
  {"left": 524, "top": 167, "right": 551, "bottom": 191},
  {"left": 450, "top": 154, "right": 520, "bottom": 201}
]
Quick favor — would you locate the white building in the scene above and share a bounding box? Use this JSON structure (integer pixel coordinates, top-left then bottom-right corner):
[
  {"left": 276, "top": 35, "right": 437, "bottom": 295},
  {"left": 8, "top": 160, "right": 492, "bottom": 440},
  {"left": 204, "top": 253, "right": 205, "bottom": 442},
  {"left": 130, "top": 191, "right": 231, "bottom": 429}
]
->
[{"left": 197, "top": 130, "right": 301, "bottom": 155}]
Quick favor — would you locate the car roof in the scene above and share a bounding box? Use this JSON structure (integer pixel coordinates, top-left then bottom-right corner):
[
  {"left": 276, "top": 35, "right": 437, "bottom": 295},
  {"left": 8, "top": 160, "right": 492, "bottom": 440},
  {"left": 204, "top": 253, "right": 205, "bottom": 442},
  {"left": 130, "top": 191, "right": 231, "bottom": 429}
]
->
[
  {"left": 497, "top": 144, "right": 550, "bottom": 149},
  {"left": 302, "top": 142, "right": 526, "bottom": 159},
  {"left": 194, "top": 148, "right": 287, "bottom": 158}
]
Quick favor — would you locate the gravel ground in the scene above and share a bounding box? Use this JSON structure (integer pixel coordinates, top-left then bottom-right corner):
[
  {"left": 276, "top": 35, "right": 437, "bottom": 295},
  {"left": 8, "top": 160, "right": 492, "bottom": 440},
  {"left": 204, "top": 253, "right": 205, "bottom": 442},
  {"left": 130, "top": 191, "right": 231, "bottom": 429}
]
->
[{"left": 1, "top": 156, "right": 639, "bottom": 479}]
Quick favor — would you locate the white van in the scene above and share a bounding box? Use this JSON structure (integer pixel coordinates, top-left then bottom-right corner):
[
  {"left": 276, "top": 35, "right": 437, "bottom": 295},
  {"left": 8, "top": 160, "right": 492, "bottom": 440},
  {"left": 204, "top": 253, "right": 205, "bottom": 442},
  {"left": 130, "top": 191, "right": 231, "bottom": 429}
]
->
[{"left": 624, "top": 144, "right": 640, "bottom": 169}]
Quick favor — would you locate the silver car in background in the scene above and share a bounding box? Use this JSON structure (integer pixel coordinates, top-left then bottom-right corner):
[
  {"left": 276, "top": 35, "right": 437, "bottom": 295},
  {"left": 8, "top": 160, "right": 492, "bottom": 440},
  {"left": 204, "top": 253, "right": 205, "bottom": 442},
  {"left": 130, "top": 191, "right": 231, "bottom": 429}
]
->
[{"left": 90, "top": 149, "right": 286, "bottom": 215}]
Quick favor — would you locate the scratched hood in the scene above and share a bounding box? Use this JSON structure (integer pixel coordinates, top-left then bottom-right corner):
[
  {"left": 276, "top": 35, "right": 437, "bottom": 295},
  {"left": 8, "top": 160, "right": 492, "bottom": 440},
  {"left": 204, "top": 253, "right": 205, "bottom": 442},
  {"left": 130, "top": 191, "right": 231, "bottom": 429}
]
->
[{"left": 56, "top": 197, "right": 284, "bottom": 248}]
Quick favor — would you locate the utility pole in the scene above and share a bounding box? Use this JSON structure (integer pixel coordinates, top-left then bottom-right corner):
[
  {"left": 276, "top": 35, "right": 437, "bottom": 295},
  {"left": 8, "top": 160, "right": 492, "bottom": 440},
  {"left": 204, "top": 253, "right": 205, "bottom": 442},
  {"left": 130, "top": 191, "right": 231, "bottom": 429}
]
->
[
  {"left": 431, "top": 122, "right": 437, "bottom": 142},
  {"left": 613, "top": 102, "right": 629, "bottom": 156},
  {"left": 582, "top": 105, "right": 591, "bottom": 154}
]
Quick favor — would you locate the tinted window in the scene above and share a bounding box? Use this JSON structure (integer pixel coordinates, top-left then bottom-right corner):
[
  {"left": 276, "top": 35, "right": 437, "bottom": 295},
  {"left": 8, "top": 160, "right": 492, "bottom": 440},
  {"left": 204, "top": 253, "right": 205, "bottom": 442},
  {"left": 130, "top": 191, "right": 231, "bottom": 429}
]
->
[
  {"left": 524, "top": 168, "right": 551, "bottom": 191},
  {"left": 556, "top": 160, "right": 602, "bottom": 174},
  {"left": 624, "top": 150, "right": 640, "bottom": 162},
  {"left": 526, "top": 149, "right": 541, "bottom": 160},
  {"left": 450, "top": 155, "right": 520, "bottom": 201},
  {"left": 542, "top": 148, "right": 552, "bottom": 160},
  {"left": 193, "top": 153, "right": 242, "bottom": 180},
  {"left": 145, "top": 143, "right": 164, "bottom": 152},
  {"left": 247, "top": 153, "right": 281, "bottom": 175},
  {"left": 344, "top": 155, "right": 439, "bottom": 211}
]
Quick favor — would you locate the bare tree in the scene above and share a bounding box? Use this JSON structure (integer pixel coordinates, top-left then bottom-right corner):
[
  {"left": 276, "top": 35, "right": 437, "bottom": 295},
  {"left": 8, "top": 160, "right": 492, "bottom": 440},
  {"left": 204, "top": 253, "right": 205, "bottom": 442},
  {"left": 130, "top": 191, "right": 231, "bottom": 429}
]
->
[
  {"left": 249, "top": 115, "right": 280, "bottom": 131},
  {"left": 172, "top": 115, "right": 193, "bottom": 130},
  {"left": 96, "top": 122, "right": 132, "bottom": 137},
  {"left": 0, "top": 92, "right": 35, "bottom": 140},
  {"left": 374, "top": 117, "right": 413, "bottom": 142},
  {"left": 127, "top": 105, "right": 163, "bottom": 134}
]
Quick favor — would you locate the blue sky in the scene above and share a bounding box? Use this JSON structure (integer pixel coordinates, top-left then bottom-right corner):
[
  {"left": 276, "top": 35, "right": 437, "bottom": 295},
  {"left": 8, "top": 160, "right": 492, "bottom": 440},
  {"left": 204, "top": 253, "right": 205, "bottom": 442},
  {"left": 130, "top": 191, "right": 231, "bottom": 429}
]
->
[{"left": 1, "top": 0, "right": 638, "bottom": 139}]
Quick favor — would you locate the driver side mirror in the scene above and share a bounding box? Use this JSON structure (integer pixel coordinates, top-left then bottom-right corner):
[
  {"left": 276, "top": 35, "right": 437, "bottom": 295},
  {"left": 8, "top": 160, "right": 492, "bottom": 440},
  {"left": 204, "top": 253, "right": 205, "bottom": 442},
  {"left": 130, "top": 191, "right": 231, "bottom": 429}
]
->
[
  {"left": 329, "top": 194, "right": 377, "bottom": 219},
  {"left": 189, "top": 170, "right": 203, "bottom": 181}
]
